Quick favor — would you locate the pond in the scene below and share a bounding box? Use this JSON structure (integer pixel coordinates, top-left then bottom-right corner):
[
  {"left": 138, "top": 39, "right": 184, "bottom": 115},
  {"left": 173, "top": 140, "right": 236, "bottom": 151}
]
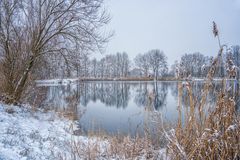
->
[{"left": 35, "top": 80, "right": 239, "bottom": 136}]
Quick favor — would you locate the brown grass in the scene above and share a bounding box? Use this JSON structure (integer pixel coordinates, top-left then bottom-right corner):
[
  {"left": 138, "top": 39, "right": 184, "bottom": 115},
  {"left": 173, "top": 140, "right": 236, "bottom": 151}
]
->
[
  {"left": 67, "top": 133, "right": 163, "bottom": 159},
  {"left": 167, "top": 87, "right": 240, "bottom": 160},
  {"left": 166, "top": 22, "right": 240, "bottom": 160}
]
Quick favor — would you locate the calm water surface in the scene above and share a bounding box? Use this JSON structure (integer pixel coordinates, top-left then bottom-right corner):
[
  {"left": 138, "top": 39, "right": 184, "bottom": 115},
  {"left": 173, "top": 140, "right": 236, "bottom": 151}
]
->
[{"left": 36, "top": 81, "right": 237, "bottom": 135}]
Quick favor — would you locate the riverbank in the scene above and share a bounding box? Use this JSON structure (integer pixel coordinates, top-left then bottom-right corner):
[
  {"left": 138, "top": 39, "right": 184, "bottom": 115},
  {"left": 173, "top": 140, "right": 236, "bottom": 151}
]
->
[{"left": 0, "top": 102, "right": 168, "bottom": 160}]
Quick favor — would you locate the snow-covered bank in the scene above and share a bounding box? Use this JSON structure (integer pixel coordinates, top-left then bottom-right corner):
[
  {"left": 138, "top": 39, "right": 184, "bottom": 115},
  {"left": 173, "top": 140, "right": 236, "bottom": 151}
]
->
[
  {"left": 35, "top": 78, "right": 78, "bottom": 86},
  {"left": 0, "top": 103, "right": 98, "bottom": 160},
  {"left": 192, "top": 78, "right": 236, "bottom": 81},
  {"left": 35, "top": 77, "right": 238, "bottom": 86},
  {"left": 0, "top": 103, "right": 169, "bottom": 160}
]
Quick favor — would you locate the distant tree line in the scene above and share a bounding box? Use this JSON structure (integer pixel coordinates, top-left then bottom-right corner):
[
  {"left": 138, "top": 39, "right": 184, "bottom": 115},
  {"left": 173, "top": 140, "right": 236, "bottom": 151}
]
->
[
  {"left": 75, "top": 45, "right": 240, "bottom": 80},
  {"left": 43, "top": 46, "right": 240, "bottom": 80},
  {"left": 171, "top": 45, "right": 240, "bottom": 79},
  {"left": 78, "top": 52, "right": 130, "bottom": 78},
  {"left": 73, "top": 49, "right": 168, "bottom": 80}
]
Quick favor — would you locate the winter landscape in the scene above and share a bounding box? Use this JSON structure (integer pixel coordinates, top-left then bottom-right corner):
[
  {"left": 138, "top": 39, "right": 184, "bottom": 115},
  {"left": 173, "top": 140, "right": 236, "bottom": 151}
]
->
[{"left": 0, "top": 0, "right": 240, "bottom": 159}]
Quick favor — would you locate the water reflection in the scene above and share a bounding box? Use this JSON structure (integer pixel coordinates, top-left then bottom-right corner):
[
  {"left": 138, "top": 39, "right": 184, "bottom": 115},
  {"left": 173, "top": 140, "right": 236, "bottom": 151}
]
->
[
  {"left": 134, "top": 82, "right": 168, "bottom": 110},
  {"left": 35, "top": 81, "right": 238, "bottom": 135},
  {"left": 79, "top": 82, "right": 131, "bottom": 108}
]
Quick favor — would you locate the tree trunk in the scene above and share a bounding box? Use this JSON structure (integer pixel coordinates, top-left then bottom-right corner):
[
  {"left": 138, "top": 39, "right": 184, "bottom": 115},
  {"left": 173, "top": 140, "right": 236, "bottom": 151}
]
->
[{"left": 13, "top": 56, "right": 35, "bottom": 101}]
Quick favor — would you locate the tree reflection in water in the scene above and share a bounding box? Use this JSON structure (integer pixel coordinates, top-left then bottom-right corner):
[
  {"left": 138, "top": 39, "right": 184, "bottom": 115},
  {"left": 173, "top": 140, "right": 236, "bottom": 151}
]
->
[
  {"left": 134, "top": 82, "right": 168, "bottom": 110},
  {"left": 79, "top": 82, "right": 130, "bottom": 108},
  {"left": 36, "top": 81, "right": 225, "bottom": 116}
]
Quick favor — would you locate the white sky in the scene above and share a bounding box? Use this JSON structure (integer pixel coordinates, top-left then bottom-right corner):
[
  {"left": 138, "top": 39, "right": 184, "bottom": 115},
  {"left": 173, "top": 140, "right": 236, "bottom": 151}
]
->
[{"left": 94, "top": 0, "right": 240, "bottom": 66}]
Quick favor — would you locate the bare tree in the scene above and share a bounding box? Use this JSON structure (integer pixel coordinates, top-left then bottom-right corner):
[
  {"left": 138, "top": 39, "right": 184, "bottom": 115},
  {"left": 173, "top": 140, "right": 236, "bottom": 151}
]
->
[
  {"left": 0, "top": 0, "right": 111, "bottom": 101},
  {"left": 134, "top": 53, "right": 150, "bottom": 77},
  {"left": 91, "top": 58, "right": 97, "bottom": 78},
  {"left": 0, "top": 0, "right": 25, "bottom": 97},
  {"left": 121, "top": 52, "right": 130, "bottom": 77},
  {"left": 86, "top": 52, "right": 130, "bottom": 79},
  {"left": 180, "top": 52, "right": 209, "bottom": 77},
  {"left": 134, "top": 50, "right": 167, "bottom": 79},
  {"left": 148, "top": 49, "right": 167, "bottom": 81}
]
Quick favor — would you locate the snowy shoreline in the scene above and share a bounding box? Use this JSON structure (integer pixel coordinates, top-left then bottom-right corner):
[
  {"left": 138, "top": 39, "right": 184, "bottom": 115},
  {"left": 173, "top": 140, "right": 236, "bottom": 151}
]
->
[
  {"left": 0, "top": 103, "right": 100, "bottom": 160},
  {"left": 0, "top": 102, "right": 169, "bottom": 160},
  {"left": 35, "top": 77, "right": 238, "bottom": 86}
]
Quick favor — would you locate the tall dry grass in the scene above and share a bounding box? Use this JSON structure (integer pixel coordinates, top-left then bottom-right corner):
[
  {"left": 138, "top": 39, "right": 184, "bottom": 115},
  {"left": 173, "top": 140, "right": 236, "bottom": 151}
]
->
[
  {"left": 67, "top": 131, "right": 167, "bottom": 159},
  {"left": 166, "top": 22, "right": 240, "bottom": 160},
  {"left": 166, "top": 89, "right": 240, "bottom": 160}
]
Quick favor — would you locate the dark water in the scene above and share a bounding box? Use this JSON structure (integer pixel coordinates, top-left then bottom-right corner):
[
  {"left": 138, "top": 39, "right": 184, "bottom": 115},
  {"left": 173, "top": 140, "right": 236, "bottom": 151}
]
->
[{"left": 35, "top": 81, "right": 239, "bottom": 136}]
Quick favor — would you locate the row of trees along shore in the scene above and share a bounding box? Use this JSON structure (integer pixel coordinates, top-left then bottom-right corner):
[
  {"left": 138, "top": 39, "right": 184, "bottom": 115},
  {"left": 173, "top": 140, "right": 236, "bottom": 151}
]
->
[
  {"left": 45, "top": 46, "right": 240, "bottom": 79},
  {"left": 41, "top": 46, "right": 240, "bottom": 80}
]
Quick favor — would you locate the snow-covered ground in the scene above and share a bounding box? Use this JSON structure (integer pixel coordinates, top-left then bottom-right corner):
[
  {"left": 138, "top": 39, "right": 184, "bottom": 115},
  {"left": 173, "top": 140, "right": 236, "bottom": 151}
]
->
[
  {"left": 0, "top": 102, "right": 168, "bottom": 160},
  {"left": 0, "top": 103, "right": 103, "bottom": 160}
]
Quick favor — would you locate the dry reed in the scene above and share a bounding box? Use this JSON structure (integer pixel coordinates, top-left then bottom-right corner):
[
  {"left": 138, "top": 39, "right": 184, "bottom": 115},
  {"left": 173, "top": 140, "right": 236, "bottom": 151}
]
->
[{"left": 166, "top": 22, "right": 240, "bottom": 160}]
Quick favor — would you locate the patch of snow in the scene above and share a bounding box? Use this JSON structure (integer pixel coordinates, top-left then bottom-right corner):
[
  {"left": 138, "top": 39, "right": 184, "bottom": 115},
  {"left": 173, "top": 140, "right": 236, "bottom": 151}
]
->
[
  {"left": 226, "top": 124, "right": 237, "bottom": 132},
  {"left": 158, "top": 148, "right": 171, "bottom": 160},
  {"left": 0, "top": 102, "right": 97, "bottom": 160},
  {"left": 35, "top": 78, "right": 78, "bottom": 86}
]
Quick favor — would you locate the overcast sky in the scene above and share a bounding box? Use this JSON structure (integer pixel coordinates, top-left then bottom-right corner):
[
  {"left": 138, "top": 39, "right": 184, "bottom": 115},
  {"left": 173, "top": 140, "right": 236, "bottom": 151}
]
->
[{"left": 98, "top": 0, "right": 240, "bottom": 65}]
